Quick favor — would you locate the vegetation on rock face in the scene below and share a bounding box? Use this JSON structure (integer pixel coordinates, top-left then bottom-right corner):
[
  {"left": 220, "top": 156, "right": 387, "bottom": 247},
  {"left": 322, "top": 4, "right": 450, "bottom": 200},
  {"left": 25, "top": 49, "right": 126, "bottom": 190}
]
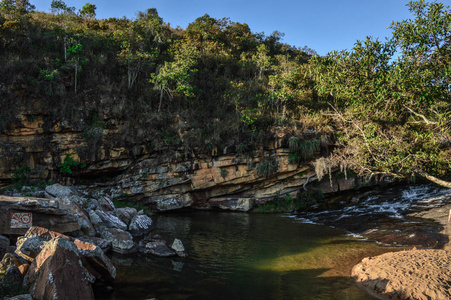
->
[{"left": 0, "top": 0, "right": 449, "bottom": 187}]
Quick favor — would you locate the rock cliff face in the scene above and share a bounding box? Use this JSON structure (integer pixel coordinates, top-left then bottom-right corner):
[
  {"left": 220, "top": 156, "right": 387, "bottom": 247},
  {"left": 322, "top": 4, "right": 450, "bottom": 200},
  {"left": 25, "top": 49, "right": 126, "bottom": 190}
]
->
[{"left": 0, "top": 111, "right": 355, "bottom": 212}]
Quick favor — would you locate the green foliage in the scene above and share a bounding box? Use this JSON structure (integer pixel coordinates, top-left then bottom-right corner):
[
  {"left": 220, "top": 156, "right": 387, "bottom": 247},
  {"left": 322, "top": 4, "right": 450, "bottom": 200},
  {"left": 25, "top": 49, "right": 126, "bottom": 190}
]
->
[
  {"left": 79, "top": 3, "right": 96, "bottom": 19},
  {"left": 112, "top": 194, "right": 152, "bottom": 214},
  {"left": 220, "top": 168, "right": 228, "bottom": 179},
  {"left": 11, "top": 164, "right": 30, "bottom": 189},
  {"left": 58, "top": 153, "right": 86, "bottom": 175},
  {"left": 288, "top": 137, "right": 320, "bottom": 164},
  {"left": 309, "top": 0, "right": 451, "bottom": 183},
  {"left": 256, "top": 157, "right": 278, "bottom": 178}
]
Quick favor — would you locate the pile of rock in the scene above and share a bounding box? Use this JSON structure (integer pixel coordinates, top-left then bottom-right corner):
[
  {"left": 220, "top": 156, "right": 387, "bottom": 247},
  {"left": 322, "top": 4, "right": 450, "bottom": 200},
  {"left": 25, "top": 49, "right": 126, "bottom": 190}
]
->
[{"left": 0, "top": 184, "right": 188, "bottom": 299}]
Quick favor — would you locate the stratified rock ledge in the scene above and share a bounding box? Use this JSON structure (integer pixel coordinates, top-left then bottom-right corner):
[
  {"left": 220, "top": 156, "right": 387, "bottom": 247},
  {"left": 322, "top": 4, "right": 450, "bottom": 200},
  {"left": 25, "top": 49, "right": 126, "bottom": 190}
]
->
[{"left": 352, "top": 248, "right": 451, "bottom": 300}]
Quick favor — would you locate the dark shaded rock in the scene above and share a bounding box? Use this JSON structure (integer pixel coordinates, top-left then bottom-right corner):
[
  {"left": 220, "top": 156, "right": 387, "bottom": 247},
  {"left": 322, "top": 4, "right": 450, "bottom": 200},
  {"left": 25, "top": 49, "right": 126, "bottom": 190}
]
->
[
  {"left": 100, "top": 228, "right": 136, "bottom": 254},
  {"left": 0, "top": 235, "right": 9, "bottom": 258},
  {"left": 2, "top": 265, "right": 22, "bottom": 287},
  {"left": 128, "top": 214, "right": 153, "bottom": 237},
  {"left": 73, "top": 239, "right": 116, "bottom": 283},
  {"left": 25, "top": 237, "right": 95, "bottom": 300},
  {"left": 115, "top": 207, "right": 137, "bottom": 225}
]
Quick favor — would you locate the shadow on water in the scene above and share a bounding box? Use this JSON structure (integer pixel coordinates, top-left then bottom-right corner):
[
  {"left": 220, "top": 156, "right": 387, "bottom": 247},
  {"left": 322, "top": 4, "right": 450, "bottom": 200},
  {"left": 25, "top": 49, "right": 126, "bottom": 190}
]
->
[{"left": 95, "top": 211, "right": 396, "bottom": 300}]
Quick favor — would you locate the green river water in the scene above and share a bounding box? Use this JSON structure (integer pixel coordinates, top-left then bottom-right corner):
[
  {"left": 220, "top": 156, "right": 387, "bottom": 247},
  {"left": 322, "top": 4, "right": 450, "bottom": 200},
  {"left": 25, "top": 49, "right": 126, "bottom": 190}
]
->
[{"left": 97, "top": 211, "right": 401, "bottom": 300}]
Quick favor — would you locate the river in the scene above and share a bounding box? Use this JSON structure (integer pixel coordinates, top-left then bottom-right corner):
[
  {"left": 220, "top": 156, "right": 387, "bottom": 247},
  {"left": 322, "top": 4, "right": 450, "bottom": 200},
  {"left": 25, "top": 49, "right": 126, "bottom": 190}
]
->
[{"left": 96, "top": 211, "right": 403, "bottom": 300}]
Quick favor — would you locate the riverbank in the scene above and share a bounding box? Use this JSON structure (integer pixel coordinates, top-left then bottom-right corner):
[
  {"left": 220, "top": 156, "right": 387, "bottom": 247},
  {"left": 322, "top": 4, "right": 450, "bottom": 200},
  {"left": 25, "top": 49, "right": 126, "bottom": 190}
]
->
[{"left": 352, "top": 204, "right": 451, "bottom": 299}]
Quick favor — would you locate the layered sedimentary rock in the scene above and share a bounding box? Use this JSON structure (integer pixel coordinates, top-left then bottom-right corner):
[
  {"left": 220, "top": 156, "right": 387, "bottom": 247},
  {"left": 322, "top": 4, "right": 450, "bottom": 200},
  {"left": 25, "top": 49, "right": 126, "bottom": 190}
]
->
[{"left": 0, "top": 111, "right": 358, "bottom": 212}]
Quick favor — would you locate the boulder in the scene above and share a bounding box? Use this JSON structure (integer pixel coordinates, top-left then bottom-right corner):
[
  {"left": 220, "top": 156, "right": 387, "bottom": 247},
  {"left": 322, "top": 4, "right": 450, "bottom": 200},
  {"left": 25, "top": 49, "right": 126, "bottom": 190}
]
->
[
  {"left": 0, "top": 196, "right": 81, "bottom": 235},
  {"left": 25, "top": 237, "right": 95, "bottom": 300},
  {"left": 56, "top": 196, "right": 96, "bottom": 237},
  {"left": 144, "top": 236, "right": 176, "bottom": 257},
  {"left": 2, "top": 265, "right": 23, "bottom": 287},
  {"left": 209, "top": 197, "right": 254, "bottom": 212},
  {"left": 95, "top": 210, "right": 127, "bottom": 231},
  {"left": 15, "top": 227, "right": 69, "bottom": 261},
  {"left": 77, "top": 236, "right": 111, "bottom": 253},
  {"left": 0, "top": 235, "right": 9, "bottom": 258},
  {"left": 115, "top": 207, "right": 138, "bottom": 225},
  {"left": 15, "top": 237, "right": 44, "bottom": 261},
  {"left": 44, "top": 184, "right": 77, "bottom": 199},
  {"left": 97, "top": 196, "right": 115, "bottom": 212},
  {"left": 101, "top": 228, "right": 136, "bottom": 254},
  {"left": 88, "top": 210, "right": 106, "bottom": 234},
  {"left": 171, "top": 239, "right": 188, "bottom": 257},
  {"left": 73, "top": 239, "right": 116, "bottom": 282},
  {"left": 128, "top": 214, "right": 154, "bottom": 237}
]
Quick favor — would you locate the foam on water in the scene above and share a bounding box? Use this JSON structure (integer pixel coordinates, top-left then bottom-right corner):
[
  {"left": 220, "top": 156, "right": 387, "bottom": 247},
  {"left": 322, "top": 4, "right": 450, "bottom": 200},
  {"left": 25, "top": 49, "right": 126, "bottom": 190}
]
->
[{"left": 294, "top": 184, "right": 451, "bottom": 225}]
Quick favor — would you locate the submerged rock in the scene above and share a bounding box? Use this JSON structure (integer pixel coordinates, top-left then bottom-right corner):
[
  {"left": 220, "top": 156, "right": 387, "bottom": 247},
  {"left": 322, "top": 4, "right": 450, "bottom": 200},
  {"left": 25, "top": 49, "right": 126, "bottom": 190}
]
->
[{"left": 144, "top": 236, "right": 176, "bottom": 257}]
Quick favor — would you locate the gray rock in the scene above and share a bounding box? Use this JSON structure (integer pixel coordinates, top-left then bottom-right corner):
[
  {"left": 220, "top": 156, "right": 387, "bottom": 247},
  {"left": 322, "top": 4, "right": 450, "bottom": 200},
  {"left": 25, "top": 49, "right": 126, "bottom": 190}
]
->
[
  {"left": 101, "top": 228, "right": 136, "bottom": 254},
  {"left": 128, "top": 214, "right": 153, "bottom": 237},
  {"left": 45, "top": 184, "right": 77, "bottom": 199},
  {"left": 98, "top": 196, "right": 115, "bottom": 212},
  {"left": 73, "top": 239, "right": 116, "bottom": 282},
  {"left": 115, "top": 207, "right": 138, "bottom": 225},
  {"left": 57, "top": 196, "right": 96, "bottom": 237},
  {"left": 0, "top": 196, "right": 81, "bottom": 235},
  {"left": 171, "top": 239, "right": 188, "bottom": 257},
  {"left": 209, "top": 197, "right": 254, "bottom": 212},
  {"left": 145, "top": 239, "right": 176, "bottom": 257},
  {"left": 15, "top": 236, "right": 44, "bottom": 261},
  {"left": 95, "top": 210, "right": 127, "bottom": 231}
]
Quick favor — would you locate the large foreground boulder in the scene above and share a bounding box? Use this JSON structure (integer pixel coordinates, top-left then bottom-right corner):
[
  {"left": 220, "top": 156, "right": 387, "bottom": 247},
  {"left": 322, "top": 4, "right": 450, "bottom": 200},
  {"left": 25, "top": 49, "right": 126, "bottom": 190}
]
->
[{"left": 25, "top": 237, "right": 96, "bottom": 300}]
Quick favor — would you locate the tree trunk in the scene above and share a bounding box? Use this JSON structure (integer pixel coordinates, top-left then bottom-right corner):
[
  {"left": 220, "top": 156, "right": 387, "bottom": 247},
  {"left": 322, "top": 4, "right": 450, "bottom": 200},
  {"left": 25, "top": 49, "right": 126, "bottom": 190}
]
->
[{"left": 413, "top": 169, "right": 451, "bottom": 188}]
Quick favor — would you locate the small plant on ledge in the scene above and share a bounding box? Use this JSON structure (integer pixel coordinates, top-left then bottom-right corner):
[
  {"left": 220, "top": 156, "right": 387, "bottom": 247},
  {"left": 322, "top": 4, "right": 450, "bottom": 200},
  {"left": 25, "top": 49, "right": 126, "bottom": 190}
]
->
[{"left": 58, "top": 153, "right": 86, "bottom": 175}]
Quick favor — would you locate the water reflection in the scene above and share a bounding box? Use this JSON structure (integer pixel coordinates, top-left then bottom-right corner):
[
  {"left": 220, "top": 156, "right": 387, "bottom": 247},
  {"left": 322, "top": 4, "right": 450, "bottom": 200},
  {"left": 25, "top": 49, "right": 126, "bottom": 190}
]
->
[{"left": 96, "top": 212, "right": 398, "bottom": 300}]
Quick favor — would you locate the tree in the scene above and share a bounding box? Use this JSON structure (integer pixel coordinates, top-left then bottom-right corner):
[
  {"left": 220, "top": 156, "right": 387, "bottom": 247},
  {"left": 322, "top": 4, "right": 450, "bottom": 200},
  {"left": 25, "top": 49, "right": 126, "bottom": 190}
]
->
[
  {"left": 79, "top": 2, "right": 96, "bottom": 19},
  {"left": 309, "top": 0, "right": 451, "bottom": 187},
  {"left": 150, "top": 41, "right": 200, "bottom": 111},
  {"left": 0, "top": 0, "right": 35, "bottom": 16},
  {"left": 50, "top": 0, "right": 75, "bottom": 15},
  {"left": 66, "top": 42, "right": 88, "bottom": 93}
]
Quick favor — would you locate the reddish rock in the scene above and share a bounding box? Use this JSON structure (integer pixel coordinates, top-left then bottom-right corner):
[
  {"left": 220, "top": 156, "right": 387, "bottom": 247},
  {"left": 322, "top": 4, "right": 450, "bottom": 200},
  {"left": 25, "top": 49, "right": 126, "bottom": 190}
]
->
[
  {"left": 26, "top": 237, "right": 95, "bottom": 300},
  {"left": 18, "top": 263, "right": 29, "bottom": 277}
]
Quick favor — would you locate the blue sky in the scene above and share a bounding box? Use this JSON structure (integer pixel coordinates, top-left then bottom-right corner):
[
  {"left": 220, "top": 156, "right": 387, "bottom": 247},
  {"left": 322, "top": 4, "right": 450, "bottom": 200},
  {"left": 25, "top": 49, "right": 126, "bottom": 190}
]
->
[{"left": 31, "top": 0, "right": 416, "bottom": 56}]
